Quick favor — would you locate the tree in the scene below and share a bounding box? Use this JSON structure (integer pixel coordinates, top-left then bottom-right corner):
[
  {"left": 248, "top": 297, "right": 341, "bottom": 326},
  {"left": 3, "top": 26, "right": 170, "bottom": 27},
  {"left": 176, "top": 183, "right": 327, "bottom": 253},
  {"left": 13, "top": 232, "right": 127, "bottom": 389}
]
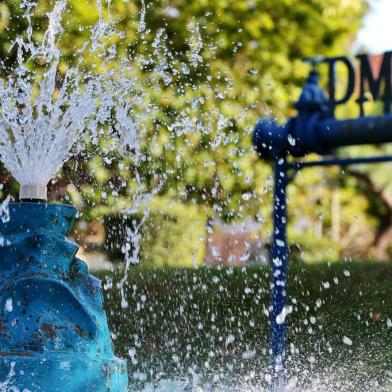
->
[{"left": 0, "top": 0, "right": 372, "bottom": 265}]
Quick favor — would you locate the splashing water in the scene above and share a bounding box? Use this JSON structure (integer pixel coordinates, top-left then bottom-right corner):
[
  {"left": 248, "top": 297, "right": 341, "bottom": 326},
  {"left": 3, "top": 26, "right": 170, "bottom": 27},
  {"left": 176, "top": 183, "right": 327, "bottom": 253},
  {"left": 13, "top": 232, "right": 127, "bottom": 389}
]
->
[
  {"left": 0, "top": 361, "right": 14, "bottom": 390},
  {"left": 2, "top": 2, "right": 383, "bottom": 392},
  {"left": 129, "top": 371, "right": 392, "bottom": 392},
  {"left": 0, "top": 0, "right": 114, "bottom": 199},
  {"left": 138, "top": 0, "right": 146, "bottom": 33},
  {"left": 0, "top": 0, "right": 220, "bottom": 268},
  {"left": 0, "top": 0, "right": 214, "bottom": 200}
]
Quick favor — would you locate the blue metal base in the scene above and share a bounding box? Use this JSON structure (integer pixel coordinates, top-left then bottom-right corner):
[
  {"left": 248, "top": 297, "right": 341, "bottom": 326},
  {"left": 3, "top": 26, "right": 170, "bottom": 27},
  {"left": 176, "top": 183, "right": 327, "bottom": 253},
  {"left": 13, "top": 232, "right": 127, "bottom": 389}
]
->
[
  {"left": 0, "top": 202, "right": 127, "bottom": 391},
  {"left": 0, "top": 355, "right": 127, "bottom": 391}
]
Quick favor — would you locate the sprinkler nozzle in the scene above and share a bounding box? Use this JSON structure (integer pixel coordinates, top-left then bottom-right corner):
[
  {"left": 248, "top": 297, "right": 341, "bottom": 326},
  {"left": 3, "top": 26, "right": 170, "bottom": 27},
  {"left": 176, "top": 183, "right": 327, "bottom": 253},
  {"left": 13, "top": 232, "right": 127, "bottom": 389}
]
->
[{"left": 19, "top": 185, "right": 47, "bottom": 201}]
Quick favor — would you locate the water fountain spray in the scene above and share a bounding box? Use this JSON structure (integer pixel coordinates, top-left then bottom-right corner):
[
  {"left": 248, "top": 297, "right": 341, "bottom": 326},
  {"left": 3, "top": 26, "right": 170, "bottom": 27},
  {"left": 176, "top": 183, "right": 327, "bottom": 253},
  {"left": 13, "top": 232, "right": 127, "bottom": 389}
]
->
[
  {"left": 0, "top": 0, "right": 111, "bottom": 201},
  {"left": 0, "top": 0, "right": 230, "bottom": 388},
  {"left": 0, "top": 1, "right": 128, "bottom": 390}
]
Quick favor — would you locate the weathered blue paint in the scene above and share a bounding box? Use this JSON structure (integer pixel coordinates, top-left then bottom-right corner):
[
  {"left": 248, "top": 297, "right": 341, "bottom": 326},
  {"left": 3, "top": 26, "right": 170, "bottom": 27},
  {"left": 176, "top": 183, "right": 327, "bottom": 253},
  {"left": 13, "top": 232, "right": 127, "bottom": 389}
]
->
[{"left": 0, "top": 202, "right": 127, "bottom": 391}]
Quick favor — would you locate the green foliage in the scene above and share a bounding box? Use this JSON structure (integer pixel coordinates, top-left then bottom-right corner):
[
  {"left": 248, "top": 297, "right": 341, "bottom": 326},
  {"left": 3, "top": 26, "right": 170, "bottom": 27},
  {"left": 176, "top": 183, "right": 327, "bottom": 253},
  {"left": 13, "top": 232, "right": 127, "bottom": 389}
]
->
[
  {"left": 289, "top": 231, "right": 341, "bottom": 262},
  {"left": 0, "top": 0, "right": 374, "bottom": 265},
  {"left": 140, "top": 198, "right": 206, "bottom": 267}
]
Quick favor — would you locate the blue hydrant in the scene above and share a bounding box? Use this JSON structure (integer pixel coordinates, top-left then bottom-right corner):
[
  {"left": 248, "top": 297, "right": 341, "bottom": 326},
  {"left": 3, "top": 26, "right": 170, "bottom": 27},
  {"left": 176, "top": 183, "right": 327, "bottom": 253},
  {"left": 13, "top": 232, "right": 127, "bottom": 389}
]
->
[{"left": 0, "top": 202, "right": 127, "bottom": 391}]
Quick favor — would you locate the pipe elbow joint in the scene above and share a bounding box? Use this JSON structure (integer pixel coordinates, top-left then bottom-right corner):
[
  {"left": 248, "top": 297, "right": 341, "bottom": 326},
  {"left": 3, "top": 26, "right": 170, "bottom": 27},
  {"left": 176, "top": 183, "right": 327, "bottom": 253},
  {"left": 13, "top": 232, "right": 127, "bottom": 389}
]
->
[{"left": 253, "top": 118, "right": 291, "bottom": 161}]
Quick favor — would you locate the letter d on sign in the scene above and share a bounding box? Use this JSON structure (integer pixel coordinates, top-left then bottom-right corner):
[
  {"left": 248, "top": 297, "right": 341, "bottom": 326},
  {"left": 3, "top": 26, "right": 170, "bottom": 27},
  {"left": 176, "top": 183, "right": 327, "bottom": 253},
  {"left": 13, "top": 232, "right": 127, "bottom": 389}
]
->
[{"left": 324, "top": 56, "right": 355, "bottom": 118}]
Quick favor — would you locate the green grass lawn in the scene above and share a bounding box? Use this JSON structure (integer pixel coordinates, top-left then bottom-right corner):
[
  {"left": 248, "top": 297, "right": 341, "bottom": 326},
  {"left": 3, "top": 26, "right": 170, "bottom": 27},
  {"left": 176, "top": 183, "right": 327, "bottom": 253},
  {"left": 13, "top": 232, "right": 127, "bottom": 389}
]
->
[{"left": 97, "top": 261, "right": 392, "bottom": 390}]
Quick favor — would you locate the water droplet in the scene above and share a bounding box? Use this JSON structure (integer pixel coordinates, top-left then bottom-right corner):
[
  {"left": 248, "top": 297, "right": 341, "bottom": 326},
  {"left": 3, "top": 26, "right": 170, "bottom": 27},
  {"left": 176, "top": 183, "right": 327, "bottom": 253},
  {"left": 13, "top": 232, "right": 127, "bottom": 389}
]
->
[
  {"left": 288, "top": 134, "right": 296, "bottom": 146},
  {"left": 4, "top": 298, "right": 12, "bottom": 313},
  {"left": 276, "top": 305, "right": 293, "bottom": 324},
  {"left": 242, "top": 192, "right": 252, "bottom": 201}
]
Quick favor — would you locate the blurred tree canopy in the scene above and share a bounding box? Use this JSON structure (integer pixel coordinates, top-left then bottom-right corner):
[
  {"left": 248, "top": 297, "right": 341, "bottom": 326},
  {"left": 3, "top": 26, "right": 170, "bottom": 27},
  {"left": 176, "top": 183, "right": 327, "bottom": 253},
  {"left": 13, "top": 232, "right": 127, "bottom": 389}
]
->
[{"left": 1, "top": 0, "right": 386, "bottom": 266}]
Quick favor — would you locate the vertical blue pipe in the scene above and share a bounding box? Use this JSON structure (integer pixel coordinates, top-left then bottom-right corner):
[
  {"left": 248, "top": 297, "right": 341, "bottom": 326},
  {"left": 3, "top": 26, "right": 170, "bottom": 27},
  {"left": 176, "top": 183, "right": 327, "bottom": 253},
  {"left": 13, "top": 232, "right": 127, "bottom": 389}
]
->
[{"left": 270, "top": 157, "right": 288, "bottom": 390}]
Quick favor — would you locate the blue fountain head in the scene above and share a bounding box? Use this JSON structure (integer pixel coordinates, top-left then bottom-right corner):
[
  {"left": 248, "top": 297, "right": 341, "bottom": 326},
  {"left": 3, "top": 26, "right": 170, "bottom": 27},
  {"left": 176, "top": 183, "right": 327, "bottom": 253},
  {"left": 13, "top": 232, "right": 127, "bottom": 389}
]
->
[{"left": 0, "top": 202, "right": 127, "bottom": 391}]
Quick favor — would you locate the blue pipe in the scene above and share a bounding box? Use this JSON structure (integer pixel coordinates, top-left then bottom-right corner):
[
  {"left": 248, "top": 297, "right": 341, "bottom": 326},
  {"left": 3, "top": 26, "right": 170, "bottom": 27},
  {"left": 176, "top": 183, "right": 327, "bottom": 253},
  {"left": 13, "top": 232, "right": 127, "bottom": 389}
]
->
[
  {"left": 317, "top": 115, "right": 392, "bottom": 149},
  {"left": 253, "top": 67, "right": 392, "bottom": 161},
  {"left": 253, "top": 114, "right": 392, "bottom": 161},
  {"left": 253, "top": 65, "right": 392, "bottom": 391},
  {"left": 270, "top": 158, "right": 288, "bottom": 390},
  {"left": 287, "top": 155, "right": 392, "bottom": 170}
]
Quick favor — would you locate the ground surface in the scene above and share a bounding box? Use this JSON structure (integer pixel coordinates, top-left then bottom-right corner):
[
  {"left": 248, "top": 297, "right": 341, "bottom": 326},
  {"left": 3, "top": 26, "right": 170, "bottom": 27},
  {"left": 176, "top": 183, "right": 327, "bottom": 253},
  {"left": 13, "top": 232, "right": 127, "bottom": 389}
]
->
[{"left": 97, "top": 262, "right": 392, "bottom": 391}]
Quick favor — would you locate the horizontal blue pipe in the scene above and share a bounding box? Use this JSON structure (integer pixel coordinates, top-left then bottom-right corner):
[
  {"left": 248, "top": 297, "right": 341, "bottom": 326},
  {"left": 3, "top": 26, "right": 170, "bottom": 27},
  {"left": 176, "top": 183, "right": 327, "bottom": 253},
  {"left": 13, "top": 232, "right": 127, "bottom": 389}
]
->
[
  {"left": 317, "top": 115, "right": 392, "bottom": 149},
  {"left": 287, "top": 155, "right": 392, "bottom": 170},
  {"left": 254, "top": 115, "right": 392, "bottom": 160}
]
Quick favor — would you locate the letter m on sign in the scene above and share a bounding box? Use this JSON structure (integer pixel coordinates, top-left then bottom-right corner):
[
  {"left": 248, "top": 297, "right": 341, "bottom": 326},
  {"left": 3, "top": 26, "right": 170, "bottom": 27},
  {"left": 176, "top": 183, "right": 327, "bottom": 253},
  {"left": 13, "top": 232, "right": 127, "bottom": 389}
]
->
[{"left": 356, "top": 52, "right": 392, "bottom": 115}]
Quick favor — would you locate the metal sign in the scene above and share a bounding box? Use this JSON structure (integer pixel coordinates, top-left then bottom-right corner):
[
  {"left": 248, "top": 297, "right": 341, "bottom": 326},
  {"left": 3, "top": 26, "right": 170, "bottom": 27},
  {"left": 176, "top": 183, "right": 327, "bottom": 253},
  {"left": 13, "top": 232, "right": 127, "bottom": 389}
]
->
[{"left": 313, "top": 51, "right": 392, "bottom": 117}]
